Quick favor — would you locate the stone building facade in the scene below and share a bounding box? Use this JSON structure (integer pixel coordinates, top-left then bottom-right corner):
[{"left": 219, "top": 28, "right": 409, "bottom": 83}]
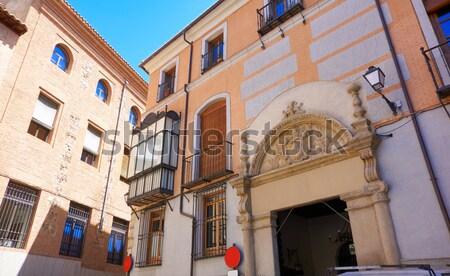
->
[
  {"left": 126, "top": 0, "right": 450, "bottom": 276},
  {"left": 0, "top": 0, "right": 146, "bottom": 275}
]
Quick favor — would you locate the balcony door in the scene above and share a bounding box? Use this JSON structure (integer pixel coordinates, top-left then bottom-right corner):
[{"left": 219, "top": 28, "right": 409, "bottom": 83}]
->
[{"left": 200, "top": 101, "right": 226, "bottom": 178}]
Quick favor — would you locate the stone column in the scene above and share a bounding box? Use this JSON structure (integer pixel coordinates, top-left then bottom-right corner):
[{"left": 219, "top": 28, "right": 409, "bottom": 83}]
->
[
  {"left": 252, "top": 212, "right": 280, "bottom": 276},
  {"left": 230, "top": 133, "right": 256, "bottom": 276},
  {"left": 343, "top": 83, "right": 401, "bottom": 265}
]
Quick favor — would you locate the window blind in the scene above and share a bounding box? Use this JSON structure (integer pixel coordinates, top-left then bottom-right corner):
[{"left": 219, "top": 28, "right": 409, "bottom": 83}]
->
[
  {"left": 84, "top": 127, "right": 101, "bottom": 155},
  {"left": 32, "top": 95, "right": 58, "bottom": 129}
]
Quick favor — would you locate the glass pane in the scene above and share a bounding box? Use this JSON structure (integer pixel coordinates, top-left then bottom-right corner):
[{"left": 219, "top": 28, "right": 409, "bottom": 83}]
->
[
  {"left": 129, "top": 109, "right": 137, "bottom": 125},
  {"left": 144, "top": 137, "right": 154, "bottom": 170},
  {"left": 276, "top": 0, "right": 285, "bottom": 16},
  {"left": 440, "top": 20, "right": 450, "bottom": 39},
  {"left": 153, "top": 133, "right": 163, "bottom": 166},
  {"left": 163, "top": 132, "right": 171, "bottom": 165},
  {"left": 156, "top": 117, "right": 165, "bottom": 133},
  {"left": 135, "top": 142, "right": 145, "bottom": 173},
  {"left": 128, "top": 147, "right": 137, "bottom": 177}
]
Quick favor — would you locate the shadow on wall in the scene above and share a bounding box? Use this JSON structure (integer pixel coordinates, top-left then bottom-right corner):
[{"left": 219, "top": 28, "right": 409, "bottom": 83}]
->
[
  {"left": 0, "top": 27, "right": 19, "bottom": 49},
  {"left": 11, "top": 204, "right": 125, "bottom": 276}
]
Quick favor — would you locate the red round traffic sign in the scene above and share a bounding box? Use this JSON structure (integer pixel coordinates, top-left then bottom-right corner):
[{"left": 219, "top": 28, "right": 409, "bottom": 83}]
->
[
  {"left": 123, "top": 255, "right": 133, "bottom": 272},
  {"left": 224, "top": 246, "right": 241, "bottom": 269}
]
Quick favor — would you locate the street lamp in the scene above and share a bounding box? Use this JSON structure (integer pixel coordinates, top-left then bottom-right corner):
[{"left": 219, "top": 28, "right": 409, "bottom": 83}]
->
[{"left": 363, "top": 66, "right": 397, "bottom": 116}]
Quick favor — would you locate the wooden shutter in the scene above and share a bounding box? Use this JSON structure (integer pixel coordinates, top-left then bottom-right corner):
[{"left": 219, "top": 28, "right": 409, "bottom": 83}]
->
[
  {"left": 424, "top": 0, "right": 450, "bottom": 13},
  {"left": 200, "top": 101, "right": 226, "bottom": 178}
]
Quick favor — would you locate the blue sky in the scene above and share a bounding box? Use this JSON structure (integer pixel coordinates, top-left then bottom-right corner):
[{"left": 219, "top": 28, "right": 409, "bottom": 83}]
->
[{"left": 66, "top": 0, "right": 218, "bottom": 81}]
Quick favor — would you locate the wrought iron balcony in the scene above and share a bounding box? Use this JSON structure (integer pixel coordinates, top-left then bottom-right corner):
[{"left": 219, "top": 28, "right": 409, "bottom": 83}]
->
[
  {"left": 157, "top": 75, "right": 175, "bottom": 101},
  {"left": 183, "top": 141, "right": 233, "bottom": 188},
  {"left": 421, "top": 40, "right": 450, "bottom": 99},
  {"left": 126, "top": 165, "right": 175, "bottom": 206},
  {"left": 201, "top": 42, "right": 224, "bottom": 74},
  {"left": 257, "top": 0, "right": 304, "bottom": 36}
]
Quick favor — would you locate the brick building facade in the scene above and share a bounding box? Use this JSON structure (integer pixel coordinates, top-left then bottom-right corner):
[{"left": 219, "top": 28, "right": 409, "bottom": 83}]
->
[{"left": 0, "top": 0, "right": 146, "bottom": 275}]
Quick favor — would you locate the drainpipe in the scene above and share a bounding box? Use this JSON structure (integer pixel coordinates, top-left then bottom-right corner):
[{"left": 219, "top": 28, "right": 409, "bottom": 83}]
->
[
  {"left": 99, "top": 80, "right": 128, "bottom": 231},
  {"left": 181, "top": 31, "right": 195, "bottom": 276},
  {"left": 375, "top": 0, "right": 450, "bottom": 233},
  {"left": 180, "top": 32, "right": 194, "bottom": 219}
]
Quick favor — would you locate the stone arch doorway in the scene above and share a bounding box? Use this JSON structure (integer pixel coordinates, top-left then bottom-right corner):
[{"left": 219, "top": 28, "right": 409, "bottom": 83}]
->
[{"left": 230, "top": 82, "right": 401, "bottom": 276}]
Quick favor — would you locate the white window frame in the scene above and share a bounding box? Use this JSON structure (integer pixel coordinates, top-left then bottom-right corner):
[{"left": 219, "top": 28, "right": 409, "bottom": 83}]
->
[
  {"left": 201, "top": 22, "right": 228, "bottom": 74},
  {"left": 158, "top": 57, "right": 179, "bottom": 102}
]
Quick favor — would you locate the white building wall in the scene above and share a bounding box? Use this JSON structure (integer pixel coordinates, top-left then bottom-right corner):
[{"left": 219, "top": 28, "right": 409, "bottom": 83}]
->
[{"left": 130, "top": 182, "right": 243, "bottom": 276}]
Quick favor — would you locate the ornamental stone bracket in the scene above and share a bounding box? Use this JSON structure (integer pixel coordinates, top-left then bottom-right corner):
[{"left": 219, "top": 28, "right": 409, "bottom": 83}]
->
[{"left": 229, "top": 175, "right": 256, "bottom": 276}]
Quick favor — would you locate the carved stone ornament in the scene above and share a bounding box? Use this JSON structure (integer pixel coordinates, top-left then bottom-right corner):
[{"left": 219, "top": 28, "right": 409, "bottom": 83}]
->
[
  {"left": 81, "top": 62, "right": 93, "bottom": 90},
  {"left": 283, "top": 101, "right": 305, "bottom": 118},
  {"left": 252, "top": 113, "right": 353, "bottom": 175}
]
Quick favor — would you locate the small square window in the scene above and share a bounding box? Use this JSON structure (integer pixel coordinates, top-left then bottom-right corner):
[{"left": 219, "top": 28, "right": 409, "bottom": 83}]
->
[
  {"left": 202, "top": 34, "right": 224, "bottom": 73},
  {"left": 28, "top": 94, "right": 59, "bottom": 143},
  {"left": 81, "top": 126, "right": 102, "bottom": 167},
  {"left": 158, "top": 67, "right": 176, "bottom": 102},
  {"left": 201, "top": 23, "right": 227, "bottom": 75}
]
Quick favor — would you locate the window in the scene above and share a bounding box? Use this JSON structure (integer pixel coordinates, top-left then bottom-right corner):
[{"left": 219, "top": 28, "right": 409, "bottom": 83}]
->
[
  {"left": 0, "top": 182, "right": 38, "bottom": 249},
  {"left": 51, "top": 45, "right": 70, "bottom": 71},
  {"left": 107, "top": 218, "right": 128, "bottom": 265},
  {"left": 158, "top": 67, "right": 176, "bottom": 101},
  {"left": 129, "top": 107, "right": 139, "bottom": 126},
  {"left": 257, "top": 0, "right": 303, "bottom": 35},
  {"left": 183, "top": 99, "right": 233, "bottom": 187},
  {"left": 59, "top": 203, "right": 90, "bottom": 258},
  {"left": 28, "top": 94, "right": 59, "bottom": 142},
  {"left": 120, "top": 146, "right": 130, "bottom": 181},
  {"left": 193, "top": 182, "right": 226, "bottom": 259},
  {"left": 202, "top": 34, "right": 224, "bottom": 73},
  {"left": 81, "top": 126, "right": 102, "bottom": 167},
  {"left": 95, "top": 80, "right": 108, "bottom": 103},
  {"left": 200, "top": 101, "right": 227, "bottom": 178},
  {"left": 136, "top": 205, "right": 165, "bottom": 267},
  {"left": 201, "top": 23, "right": 227, "bottom": 74}
]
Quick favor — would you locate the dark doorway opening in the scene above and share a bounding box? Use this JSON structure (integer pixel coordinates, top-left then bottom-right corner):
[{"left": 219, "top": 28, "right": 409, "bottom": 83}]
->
[{"left": 276, "top": 198, "right": 356, "bottom": 276}]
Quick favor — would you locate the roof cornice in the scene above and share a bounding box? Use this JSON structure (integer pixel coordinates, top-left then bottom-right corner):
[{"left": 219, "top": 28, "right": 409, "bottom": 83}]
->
[
  {"left": 41, "top": 0, "right": 147, "bottom": 102},
  {"left": 140, "top": 0, "right": 249, "bottom": 75},
  {"left": 0, "top": 4, "right": 27, "bottom": 35}
]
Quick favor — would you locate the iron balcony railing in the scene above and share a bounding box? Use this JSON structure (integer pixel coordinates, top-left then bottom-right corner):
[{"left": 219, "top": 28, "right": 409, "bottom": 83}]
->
[
  {"left": 126, "top": 166, "right": 175, "bottom": 206},
  {"left": 256, "top": 0, "right": 304, "bottom": 35},
  {"left": 183, "top": 140, "right": 233, "bottom": 188},
  {"left": 157, "top": 75, "right": 175, "bottom": 101},
  {"left": 257, "top": 0, "right": 304, "bottom": 36},
  {"left": 201, "top": 42, "right": 224, "bottom": 74},
  {"left": 421, "top": 40, "right": 450, "bottom": 99}
]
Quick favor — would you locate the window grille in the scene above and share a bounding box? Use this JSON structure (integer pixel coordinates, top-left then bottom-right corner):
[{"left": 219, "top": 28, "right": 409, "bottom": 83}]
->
[
  {"left": 193, "top": 181, "right": 227, "bottom": 259},
  {"left": 136, "top": 205, "right": 165, "bottom": 267},
  {"left": 59, "top": 203, "right": 90, "bottom": 258},
  {"left": 107, "top": 218, "right": 128, "bottom": 265},
  {"left": 0, "top": 182, "right": 38, "bottom": 249}
]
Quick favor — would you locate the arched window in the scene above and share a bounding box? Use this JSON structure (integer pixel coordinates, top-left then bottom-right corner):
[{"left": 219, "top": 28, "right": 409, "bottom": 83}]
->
[
  {"left": 51, "top": 45, "right": 70, "bottom": 71},
  {"left": 129, "top": 107, "right": 139, "bottom": 126},
  {"left": 95, "top": 81, "right": 108, "bottom": 103}
]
